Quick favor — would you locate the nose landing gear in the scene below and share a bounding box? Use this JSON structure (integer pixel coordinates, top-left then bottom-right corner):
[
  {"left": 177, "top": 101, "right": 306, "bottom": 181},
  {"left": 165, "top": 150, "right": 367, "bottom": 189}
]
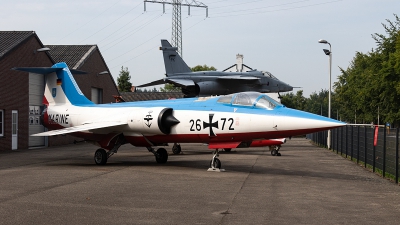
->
[{"left": 207, "top": 149, "right": 225, "bottom": 172}]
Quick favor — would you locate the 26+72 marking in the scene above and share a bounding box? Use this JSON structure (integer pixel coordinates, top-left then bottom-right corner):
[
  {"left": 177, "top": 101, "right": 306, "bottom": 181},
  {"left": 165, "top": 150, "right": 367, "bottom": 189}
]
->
[{"left": 189, "top": 118, "right": 234, "bottom": 131}]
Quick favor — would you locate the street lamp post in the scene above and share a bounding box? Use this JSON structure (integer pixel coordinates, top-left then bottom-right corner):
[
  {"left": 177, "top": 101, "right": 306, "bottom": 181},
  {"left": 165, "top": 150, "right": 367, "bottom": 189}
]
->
[{"left": 318, "top": 39, "right": 332, "bottom": 149}]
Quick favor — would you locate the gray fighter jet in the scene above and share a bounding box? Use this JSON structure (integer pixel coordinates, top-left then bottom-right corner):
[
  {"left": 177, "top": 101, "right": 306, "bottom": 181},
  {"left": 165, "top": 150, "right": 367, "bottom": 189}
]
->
[{"left": 137, "top": 40, "right": 293, "bottom": 97}]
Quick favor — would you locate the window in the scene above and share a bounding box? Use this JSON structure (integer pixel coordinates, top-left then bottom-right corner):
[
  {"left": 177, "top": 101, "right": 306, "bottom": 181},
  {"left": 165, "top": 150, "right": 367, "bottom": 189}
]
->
[
  {"left": 217, "top": 94, "right": 234, "bottom": 104},
  {"left": 29, "top": 106, "right": 42, "bottom": 125},
  {"left": 232, "top": 92, "right": 260, "bottom": 106},
  {"left": 255, "top": 95, "right": 282, "bottom": 110},
  {"left": 0, "top": 110, "right": 3, "bottom": 137}
]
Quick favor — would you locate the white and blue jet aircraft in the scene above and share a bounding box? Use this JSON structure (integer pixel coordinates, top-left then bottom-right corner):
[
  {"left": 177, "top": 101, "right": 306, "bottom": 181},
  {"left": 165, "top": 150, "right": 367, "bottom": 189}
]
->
[{"left": 15, "top": 62, "right": 344, "bottom": 168}]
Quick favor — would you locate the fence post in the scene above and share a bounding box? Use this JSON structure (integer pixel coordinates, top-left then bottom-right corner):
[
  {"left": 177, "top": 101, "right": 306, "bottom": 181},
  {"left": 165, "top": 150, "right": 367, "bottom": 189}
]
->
[
  {"left": 341, "top": 126, "right": 344, "bottom": 155},
  {"left": 383, "top": 126, "right": 387, "bottom": 178},
  {"left": 364, "top": 126, "right": 367, "bottom": 168},
  {"left": 351, "top": 126, "right": 353, "bottom": 161},
  {"left": 357, "top": 126, "right": 360, "bottom": 164},
  {"left": 373, "top": 127, "right": 376, "bottom": 173},
  {"left": 396, "top": 128, "right": 399, "bottom": 184},
  {"left": 325, "top": 130, "right": 327, "bottom": 148},
  {"left": 336, "top": 127, "right": 339, "bottom": 154},
  {"left": 345, "top": 126, "right": 349, "bottom": 159}
]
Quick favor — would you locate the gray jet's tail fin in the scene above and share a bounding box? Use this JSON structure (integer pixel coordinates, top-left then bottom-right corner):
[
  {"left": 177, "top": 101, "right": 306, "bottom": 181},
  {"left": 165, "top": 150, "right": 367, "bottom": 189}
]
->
[{"left": 160, "top": 39, "right": 192, "bottom": 76}]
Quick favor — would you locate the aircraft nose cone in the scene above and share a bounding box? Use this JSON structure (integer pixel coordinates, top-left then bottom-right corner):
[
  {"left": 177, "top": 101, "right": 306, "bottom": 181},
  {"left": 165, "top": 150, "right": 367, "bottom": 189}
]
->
[{"left": 275, "top": 108, "right": 345, "bottom": 134}]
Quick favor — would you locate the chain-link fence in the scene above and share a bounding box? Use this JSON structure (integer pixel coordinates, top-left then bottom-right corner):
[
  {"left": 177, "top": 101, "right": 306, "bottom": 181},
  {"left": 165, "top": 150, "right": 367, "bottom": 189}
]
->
[{"left": 307, "top": 126, "right": 400, "bottom": 184}]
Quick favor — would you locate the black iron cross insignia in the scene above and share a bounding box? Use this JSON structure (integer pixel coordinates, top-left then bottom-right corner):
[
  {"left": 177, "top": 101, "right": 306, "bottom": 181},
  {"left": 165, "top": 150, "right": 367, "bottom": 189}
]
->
[
  {"left": 203, "top": 114, "right": 218, "bottom": 136},
  {"left": 144, "top": 113, "right": 153, "bottom": 128}
]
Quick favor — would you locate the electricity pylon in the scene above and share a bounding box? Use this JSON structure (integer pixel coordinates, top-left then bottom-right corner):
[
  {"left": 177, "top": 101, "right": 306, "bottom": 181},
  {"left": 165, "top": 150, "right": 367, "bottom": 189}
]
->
[{"left": 144, "top": 0, "right": 208, "bottom": 58}]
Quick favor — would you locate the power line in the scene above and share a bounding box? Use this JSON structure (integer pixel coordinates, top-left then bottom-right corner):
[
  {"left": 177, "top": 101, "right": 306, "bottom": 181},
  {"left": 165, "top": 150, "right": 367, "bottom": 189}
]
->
[
  {"left": 108, "top": 25, "right": 171, "bottom": 63},
  {"left": 78, "top": 2, "right": 143, "bottom": 44},
  {"left": 97, "top": 13, "right": 145, "bottom": 45},
  {"left": 57, "top": 0, "right": 123, "bottom": 43},
  {"left": 207, "top": 0, "right": 342, "bottom": 18},
  {"left": 102, "top": 13, "right": 164, "bottom": 52},
  {"left": 109, "top": 14, "right": 207, "bottom": 70},
  {"left": 144, "top": 0, "right": 208, "bottom": 57}
]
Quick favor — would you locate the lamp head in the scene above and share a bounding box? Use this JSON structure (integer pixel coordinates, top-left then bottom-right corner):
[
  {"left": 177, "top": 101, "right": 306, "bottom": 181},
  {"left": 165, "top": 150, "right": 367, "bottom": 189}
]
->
[
  {"left": 318, "top": 39, "right": 328, "bottom": 44},
  {"left": 34, "top": 47, "right": 50, "bottom": 54},
  {"left": 323, "top": 49, "right": 331, "bottom": 55},
  {"left": 97, "top": 71, "right": 109, "bottom": 76}
]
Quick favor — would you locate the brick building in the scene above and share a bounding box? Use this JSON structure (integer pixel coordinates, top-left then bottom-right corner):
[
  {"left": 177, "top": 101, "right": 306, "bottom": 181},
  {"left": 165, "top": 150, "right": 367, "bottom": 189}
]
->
[
  {"left": 0, "top": 31, "right": 53, "bottom": 150},
  {"left": 0, "top": 31, "right": 119, "bottom": 150},
  {"left": 45, "top": 45, "right": 118, "bottom": 104}
]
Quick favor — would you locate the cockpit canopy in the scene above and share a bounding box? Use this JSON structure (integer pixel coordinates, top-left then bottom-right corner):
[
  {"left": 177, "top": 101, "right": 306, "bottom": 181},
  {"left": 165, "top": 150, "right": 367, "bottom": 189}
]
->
[
  {"left": 217, "top": 92, "right": 282, "bottom": 110},
  {"left": 262, "top": 71, "right": 278, "bottom": 80}
]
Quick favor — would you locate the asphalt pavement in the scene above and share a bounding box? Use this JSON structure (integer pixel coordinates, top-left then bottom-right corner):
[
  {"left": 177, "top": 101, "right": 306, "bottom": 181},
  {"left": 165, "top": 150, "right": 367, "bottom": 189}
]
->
[{"left": 0, "top": 138, "right": 399, "bottom": 225}]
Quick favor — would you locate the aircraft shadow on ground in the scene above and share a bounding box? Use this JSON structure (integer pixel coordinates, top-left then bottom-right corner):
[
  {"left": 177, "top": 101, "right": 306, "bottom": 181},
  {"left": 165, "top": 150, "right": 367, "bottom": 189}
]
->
[{"left": 46, "top": 153, "right": 369, "bottom": 182}]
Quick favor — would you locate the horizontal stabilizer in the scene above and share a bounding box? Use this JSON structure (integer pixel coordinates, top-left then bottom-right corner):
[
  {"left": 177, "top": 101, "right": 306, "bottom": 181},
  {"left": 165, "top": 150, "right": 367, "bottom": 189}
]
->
[
  {"left": 32, "top": 121, "right": 127, "bottom": 136},
  {"left": 167, "top": 78, "right": 195, "bottom": 87},
  {"left": 13, "top": 67, "right": 62, "bottom": 74},
  {"left": 208, "top": 142, "right": 241, "bottom": 149},
  {"left": 13, "top": 67, "right": 87, "bottom": 75},
  {"left": 217, "top": 75, "right": 260, "bottom": 80},
  {"left": 137, "top": 79, "right": 166, "bottom": 87}
]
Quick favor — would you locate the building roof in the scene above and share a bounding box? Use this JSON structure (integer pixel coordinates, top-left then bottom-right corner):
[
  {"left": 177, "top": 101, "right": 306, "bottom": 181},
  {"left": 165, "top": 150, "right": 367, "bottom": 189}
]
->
[
  {"left": 45, "top": 45, "right": 97, "bottom": 69},
  {"left": 120, "top": 92, "right": 184, "bottom": 102},
  {"left": 0, "top": 31, "right": 39, "bottom": 59}
]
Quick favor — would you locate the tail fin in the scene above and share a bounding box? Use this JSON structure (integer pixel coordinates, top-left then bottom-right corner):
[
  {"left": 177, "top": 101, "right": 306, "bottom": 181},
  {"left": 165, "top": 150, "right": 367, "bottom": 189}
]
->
[
  {"left": 13, "top": 62, "right": 94, "bottom": 106},
  {"left": 160, "top": 39, "right": 192, "bottom": 75}
]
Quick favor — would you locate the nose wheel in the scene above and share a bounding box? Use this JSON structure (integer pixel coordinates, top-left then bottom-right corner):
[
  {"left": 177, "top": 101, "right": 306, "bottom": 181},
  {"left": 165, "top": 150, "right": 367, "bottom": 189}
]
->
[{"left": 210, "top": 158, "right": 221, "bottom": 169}]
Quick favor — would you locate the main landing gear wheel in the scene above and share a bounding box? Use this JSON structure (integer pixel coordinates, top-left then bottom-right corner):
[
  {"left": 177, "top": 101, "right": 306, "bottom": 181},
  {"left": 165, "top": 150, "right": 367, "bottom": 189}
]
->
[
  {"left": 155, "top": 148, "right": 168, "bottom": 164},
  {"left": 172, "top": 143, "right": 182, "bottom": 154},
  {"left": 93, "top": 134, "right": 125, "bottom": 165},
  {"left": 270, "top": 145, "right": 282, "bottom": 156},
  {"left": 94, "top": 148, "right": 107, "bottom": 165},
  {"left": 210, "top": 158, "right": 222, "bottom": 169}
]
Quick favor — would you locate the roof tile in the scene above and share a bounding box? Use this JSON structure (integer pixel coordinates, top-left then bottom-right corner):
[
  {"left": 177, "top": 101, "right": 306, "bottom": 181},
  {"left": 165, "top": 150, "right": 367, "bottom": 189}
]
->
[
  {"left": 120, "top": 92, "right": 184, "bottom": 102},
  {"left": 45, "top": 45, "right": 96, "bottom": 69},
  {"left": 0, "top": 31, "right": 35, "bottom": 58}
]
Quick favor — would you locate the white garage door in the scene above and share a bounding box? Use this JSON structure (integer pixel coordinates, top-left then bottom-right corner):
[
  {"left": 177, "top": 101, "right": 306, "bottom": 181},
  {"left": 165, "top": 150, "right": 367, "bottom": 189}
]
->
[{"left": 29, "top": 73, "right": 45, "bottom": 147}]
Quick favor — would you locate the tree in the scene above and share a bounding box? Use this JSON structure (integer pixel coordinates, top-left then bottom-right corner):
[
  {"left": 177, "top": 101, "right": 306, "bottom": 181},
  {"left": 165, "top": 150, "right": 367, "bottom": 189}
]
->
[
  {"left": 117, "top": 66, "right": 132, "bottom": 92},
  {"left": 304, "top": 89, "right": 329, "bottom": 117},
  {"left": 160, "top": 83, "right": 181, "bottom": 92},
  {"left": 334, "top": 14, "right": 400, "bottom": 125},
  {"left": 191, "top": 64, "right": 217, "bottom": 72}
]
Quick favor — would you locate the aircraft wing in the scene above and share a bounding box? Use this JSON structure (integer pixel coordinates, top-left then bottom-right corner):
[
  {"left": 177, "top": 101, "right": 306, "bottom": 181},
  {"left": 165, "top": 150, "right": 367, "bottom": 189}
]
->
[
  {"left": 217, "top": 75, "right": 260, "bottom": 80},
  {"left": 167, "top": 78, "right": 195, "bottom": 87},
  {"left": 137, "top": 79, "right": 166, "bottom": 87},
  {"left": 32, "top": 121, "right": 128, "bottom": 136}
]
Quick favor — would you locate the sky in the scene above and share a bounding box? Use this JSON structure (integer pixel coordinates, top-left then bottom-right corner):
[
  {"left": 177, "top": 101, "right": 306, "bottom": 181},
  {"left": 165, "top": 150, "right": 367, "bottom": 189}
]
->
[{"left": 1, "top": 0, "right": 399, "bottom": 97}]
